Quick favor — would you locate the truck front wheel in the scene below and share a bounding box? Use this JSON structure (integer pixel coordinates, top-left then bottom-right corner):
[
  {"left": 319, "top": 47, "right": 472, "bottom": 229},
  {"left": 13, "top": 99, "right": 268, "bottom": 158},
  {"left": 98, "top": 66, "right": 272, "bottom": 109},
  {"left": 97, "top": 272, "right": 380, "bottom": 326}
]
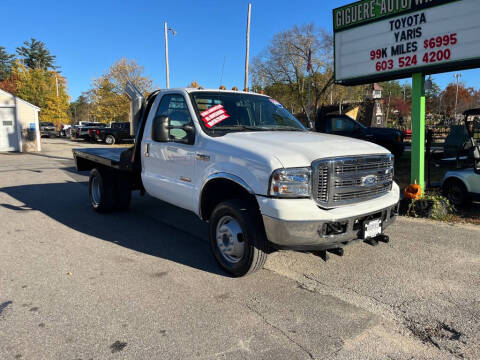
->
[
  {"left": 89, "top": 168, "right": 116, "bottom": 213},
  {"left": 209, "top": 200, "right": 267, "bottom": 277}
]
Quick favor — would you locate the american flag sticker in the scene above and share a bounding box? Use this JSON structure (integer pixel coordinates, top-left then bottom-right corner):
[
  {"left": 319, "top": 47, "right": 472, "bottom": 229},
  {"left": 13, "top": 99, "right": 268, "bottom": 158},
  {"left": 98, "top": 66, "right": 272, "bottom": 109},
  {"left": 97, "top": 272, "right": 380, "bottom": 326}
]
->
[{"left": 200, "top": 105, "right": 230, "bottom": 128}]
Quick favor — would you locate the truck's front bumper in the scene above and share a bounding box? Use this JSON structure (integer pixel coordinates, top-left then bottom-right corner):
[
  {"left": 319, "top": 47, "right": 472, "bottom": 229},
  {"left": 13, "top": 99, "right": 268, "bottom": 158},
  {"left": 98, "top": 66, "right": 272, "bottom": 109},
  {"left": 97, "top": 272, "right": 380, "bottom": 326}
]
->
[
  {"left": 262, "top": 202, "right": 398, "bottom": 250},
  {"left": 258, "top": 183, "right": 400, "bottom": 250}
]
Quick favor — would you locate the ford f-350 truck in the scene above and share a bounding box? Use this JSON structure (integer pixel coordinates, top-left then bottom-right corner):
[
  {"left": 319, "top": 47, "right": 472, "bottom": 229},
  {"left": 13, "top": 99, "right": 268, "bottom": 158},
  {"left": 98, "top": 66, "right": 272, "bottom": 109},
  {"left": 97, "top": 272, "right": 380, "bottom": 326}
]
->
[{"left": 73, "top": 83, "right": 400, "bottom": 277}]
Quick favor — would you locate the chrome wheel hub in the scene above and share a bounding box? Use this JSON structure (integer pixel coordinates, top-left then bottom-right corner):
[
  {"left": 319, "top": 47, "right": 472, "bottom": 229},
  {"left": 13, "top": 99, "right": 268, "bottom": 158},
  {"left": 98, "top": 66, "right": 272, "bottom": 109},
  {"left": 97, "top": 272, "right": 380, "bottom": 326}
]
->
[{"left": 216, "top": 216, "right": 245, "bottom": 263}]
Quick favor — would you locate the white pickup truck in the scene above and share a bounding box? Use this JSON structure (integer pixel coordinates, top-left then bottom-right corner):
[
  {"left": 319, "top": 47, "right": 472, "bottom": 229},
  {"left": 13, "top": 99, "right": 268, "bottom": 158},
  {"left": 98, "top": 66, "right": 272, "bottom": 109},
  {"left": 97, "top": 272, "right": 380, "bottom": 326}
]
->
[{"left": 73, "top": 85, "right": 400, "bottom": 276}]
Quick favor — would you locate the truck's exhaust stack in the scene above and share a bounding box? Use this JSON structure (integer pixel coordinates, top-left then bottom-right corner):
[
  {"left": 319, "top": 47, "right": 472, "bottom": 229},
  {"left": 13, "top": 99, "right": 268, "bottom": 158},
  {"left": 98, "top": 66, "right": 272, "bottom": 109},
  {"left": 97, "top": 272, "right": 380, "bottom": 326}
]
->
[{"left": 125, "top": 81, "right": 144, "bottom": 137}]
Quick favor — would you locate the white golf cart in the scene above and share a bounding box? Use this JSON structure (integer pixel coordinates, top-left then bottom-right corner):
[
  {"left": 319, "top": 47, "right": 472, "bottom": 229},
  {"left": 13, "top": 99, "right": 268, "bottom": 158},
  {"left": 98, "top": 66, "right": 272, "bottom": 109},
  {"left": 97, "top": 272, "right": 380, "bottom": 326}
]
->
[{"left": 442, "top": 109, "right": 480, "bottom": 207}]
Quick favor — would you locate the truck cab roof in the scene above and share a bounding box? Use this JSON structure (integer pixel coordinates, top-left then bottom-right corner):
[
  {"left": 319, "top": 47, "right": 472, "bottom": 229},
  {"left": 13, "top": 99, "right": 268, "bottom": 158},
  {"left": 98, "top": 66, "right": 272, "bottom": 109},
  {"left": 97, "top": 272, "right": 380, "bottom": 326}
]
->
[{"left": 166, "top": 88, "right": 270, "bottom": 97}]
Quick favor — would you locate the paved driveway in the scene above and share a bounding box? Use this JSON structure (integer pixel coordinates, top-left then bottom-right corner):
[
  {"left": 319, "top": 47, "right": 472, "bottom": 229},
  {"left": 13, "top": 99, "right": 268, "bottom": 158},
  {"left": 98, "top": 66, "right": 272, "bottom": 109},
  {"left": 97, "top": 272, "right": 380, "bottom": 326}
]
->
[{"left": 0, "top": 139, "right": 479, "bottom": 359}]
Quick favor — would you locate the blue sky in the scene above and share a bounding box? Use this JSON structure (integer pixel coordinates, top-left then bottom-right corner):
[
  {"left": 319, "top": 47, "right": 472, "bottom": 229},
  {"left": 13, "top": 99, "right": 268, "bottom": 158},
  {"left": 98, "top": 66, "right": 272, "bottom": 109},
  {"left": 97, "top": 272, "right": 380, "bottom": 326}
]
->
[{"left": 3, "top": 0, "right": 480, "bottom": 100}]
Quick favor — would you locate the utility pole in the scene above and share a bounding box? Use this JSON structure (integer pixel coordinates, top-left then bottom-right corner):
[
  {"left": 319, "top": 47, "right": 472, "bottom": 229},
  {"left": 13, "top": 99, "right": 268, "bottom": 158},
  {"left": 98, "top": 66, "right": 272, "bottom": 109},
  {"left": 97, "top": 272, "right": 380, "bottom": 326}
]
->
[
  {"left": 386, "top": 91, "right": 391, "bottom": 124},
  {"left": 454, "top": 73, "right": 461, "bottom": 123},
  {"left": 244, "top": 3, "right": 251, "bottom": 91},
  {"left": 164, "top": 22, "right": 170, "bottom": 89},
  {"left": 164, "top": 23, "right": 177, "bottom": 89},
  {"left": 55, "top": 75, "right": 59, "bottom": 127}
]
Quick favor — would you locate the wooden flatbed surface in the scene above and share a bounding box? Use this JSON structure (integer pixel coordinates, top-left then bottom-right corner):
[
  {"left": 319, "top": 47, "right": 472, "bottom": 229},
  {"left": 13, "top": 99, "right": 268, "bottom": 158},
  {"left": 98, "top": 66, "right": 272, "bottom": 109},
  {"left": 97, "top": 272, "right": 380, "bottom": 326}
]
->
[{"left": 73, "top": 147, "right": 133, "bottom": 170}]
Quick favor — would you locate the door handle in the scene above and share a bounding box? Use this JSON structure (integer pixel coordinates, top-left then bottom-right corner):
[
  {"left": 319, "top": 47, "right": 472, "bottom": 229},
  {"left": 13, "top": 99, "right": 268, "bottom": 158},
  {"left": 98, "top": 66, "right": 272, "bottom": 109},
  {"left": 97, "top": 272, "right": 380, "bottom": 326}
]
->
[
  {"left": 144, "top": 143, "right": 150, "bottom": 157},
  {"left": 167, "top": 146, "right": 177, "bottom": 152}
]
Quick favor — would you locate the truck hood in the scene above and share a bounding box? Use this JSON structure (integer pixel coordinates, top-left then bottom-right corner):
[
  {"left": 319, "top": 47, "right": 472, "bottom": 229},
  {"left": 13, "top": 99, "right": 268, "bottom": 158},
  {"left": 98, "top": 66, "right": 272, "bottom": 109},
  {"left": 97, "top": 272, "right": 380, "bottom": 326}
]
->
[{"left": 217, "top": 131, "right": 390, "bottom": 168}]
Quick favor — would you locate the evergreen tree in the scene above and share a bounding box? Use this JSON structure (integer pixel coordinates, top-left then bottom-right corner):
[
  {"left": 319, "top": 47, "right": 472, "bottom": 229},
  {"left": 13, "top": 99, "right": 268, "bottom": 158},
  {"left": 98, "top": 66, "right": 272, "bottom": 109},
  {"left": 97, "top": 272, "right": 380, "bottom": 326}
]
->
[
  {"left": 16, "top": 38, "right": 57, "bottom": 71},
  {"left": 0, "top": 46, "right": 14, "bottom": 81}
]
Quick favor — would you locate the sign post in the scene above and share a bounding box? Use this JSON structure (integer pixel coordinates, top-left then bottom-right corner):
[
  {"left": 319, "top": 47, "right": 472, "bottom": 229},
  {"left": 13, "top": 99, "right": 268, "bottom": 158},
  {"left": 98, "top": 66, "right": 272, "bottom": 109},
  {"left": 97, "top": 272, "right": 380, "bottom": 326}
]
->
[{"left": 411, "top": 73, "right": 425, "bottom": 188}]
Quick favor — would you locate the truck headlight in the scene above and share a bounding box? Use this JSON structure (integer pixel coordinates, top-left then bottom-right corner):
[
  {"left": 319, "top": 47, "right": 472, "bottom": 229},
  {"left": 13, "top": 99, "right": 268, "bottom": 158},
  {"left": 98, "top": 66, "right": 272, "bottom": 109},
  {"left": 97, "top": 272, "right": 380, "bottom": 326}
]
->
[{"left": 269, "top": 167, "right": 311, "bottom": 198}]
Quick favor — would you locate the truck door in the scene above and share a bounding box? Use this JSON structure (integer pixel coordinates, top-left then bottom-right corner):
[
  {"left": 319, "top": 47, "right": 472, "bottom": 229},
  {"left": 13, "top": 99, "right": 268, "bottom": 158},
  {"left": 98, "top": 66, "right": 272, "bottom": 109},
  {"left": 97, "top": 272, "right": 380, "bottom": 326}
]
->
[{"left": 141, "top": 93, "right": 196, "bottom": 211}]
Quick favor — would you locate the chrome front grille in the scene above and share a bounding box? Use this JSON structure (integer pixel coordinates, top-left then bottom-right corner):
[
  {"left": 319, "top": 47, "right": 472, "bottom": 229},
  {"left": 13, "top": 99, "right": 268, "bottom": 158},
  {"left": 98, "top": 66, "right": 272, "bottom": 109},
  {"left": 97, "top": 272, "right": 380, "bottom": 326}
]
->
[
  {"left": 313, "top": 154, "right": 394, "bottom": 208},
  {"left": 317, "top": 163, "right": 329, "bottom": 203},
  {"left": 334, "top": 157, "right": 393, "bottom": 173}
]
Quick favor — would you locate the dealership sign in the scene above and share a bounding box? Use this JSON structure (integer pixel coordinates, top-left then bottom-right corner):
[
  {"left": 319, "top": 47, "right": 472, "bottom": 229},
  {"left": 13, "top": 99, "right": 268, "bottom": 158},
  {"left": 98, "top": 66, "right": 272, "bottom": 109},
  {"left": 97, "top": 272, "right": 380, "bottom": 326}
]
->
[{"left": 333, "top": 0, "right": 480, "bottom": 85}]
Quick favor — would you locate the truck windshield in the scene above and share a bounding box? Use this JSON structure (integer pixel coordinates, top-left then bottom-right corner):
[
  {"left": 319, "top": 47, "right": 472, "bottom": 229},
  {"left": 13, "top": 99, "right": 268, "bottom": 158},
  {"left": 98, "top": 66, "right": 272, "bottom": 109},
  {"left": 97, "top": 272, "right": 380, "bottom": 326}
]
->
[{"left": 191, "top": 92, "right": 305, "bottom": 135}]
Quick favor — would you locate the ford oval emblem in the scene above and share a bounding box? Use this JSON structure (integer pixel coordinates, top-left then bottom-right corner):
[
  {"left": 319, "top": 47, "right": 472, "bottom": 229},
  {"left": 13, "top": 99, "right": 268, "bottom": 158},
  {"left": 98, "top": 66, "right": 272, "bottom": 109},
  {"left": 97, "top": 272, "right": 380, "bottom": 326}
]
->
[{"left": 362, "top": 175, "right": 378, "bottom": 186}]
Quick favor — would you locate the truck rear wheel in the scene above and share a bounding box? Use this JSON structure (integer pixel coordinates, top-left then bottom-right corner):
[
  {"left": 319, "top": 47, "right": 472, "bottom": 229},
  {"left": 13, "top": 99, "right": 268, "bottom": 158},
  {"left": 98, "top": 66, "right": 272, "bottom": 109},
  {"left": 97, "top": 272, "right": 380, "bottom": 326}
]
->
[
  {"left": 89, "top": 168, "right": 116, "bottom": 213},
  {"left": 105, "top": 135, "right": 116, "bottom": 145},
  {"left": 209, "top": 199, "right": 267, "bottom": 277}
]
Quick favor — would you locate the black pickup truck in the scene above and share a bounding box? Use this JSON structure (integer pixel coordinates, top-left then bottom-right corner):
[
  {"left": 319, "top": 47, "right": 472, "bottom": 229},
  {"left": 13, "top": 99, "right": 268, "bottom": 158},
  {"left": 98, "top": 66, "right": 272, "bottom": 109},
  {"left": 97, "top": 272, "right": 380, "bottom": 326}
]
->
[
  {"left": 93, "top": 122, "right": 133, "bottom": 145},
  {"left": 315, "top": 112, "right": 404, "bottom": 157}
]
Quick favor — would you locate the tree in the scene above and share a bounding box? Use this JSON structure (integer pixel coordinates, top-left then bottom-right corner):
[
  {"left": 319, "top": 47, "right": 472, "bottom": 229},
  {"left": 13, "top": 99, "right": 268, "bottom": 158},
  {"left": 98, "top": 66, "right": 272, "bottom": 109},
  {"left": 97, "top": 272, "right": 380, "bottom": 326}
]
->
[
  {"left": 16, "top": 38, "right": 57, "bottom": 71},
  {"left": 440, "top": 82, "right": 476, "bottom": 118},
  {"left": 69, "top": 94, "right": 91, "bottom": 124},
  {"left": 251, "top": 24, "right": 333, "bottom": 116},
  {"left": 88, "top": 58, "right": 154, "bottom": 123},
  {"left": 12, "top": 61, "right": 70, "bottom": 126},
  {"left": 0, "top": 73, "right": 18, "bottom": 94},
  {"left": 0, "top": 46, "right": 14, "bottom": 82},
  {"left": 380, "top": 81, "right": 412, "bottom": 100}
]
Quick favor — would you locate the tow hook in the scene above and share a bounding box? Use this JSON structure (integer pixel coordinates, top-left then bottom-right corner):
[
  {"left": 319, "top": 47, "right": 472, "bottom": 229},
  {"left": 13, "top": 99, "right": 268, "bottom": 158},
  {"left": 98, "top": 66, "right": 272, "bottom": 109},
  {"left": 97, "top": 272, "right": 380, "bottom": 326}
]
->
[
  {"left": 376, "top": 234, "right": 390, "bottom": 243},
  {"left": 312, "top": 250, "right": 329, "bottom": 261},
  {"left": 327, "top": 248, "right": 344, "bottom": 257},
  {"left": 312, "top": 247, "right": 344, "bottom": 261},
  {"left": 364, "top": 234, "right": 389, "bottom": 246}
]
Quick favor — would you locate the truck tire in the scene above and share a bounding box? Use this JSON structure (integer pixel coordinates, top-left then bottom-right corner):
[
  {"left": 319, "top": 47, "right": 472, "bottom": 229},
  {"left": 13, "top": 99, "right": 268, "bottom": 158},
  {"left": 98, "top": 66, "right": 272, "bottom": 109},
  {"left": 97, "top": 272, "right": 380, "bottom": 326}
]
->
[
  {"left": 89, "top": 168, "right": 116, "bottom": 213},
  {"left": 209, "top": 199, "right": 268, "bottom": 277},
  {"left": 443, "top": 178, "right": 467, "bottom": 207},
  {"left": 105, "top": 135, "right": 116, "bottom": 145}
]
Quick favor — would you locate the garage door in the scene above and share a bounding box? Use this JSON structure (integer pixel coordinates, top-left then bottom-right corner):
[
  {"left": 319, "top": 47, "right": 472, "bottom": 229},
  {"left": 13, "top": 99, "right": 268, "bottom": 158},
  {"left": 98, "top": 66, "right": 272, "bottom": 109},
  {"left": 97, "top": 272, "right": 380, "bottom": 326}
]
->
[{"left": 0, "top": 107, "right": 19, "bottom": 151}]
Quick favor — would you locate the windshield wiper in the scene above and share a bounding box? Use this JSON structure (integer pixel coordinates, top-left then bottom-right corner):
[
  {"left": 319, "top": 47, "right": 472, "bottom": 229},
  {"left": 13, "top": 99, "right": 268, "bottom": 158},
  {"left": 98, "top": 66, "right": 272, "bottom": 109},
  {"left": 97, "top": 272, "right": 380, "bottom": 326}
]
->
[
  {"left": 249, "top": 126, "right": 304, "bottom": 131},
  {"left": 209, "top": 125, "right": 305, "bottom": 133}
]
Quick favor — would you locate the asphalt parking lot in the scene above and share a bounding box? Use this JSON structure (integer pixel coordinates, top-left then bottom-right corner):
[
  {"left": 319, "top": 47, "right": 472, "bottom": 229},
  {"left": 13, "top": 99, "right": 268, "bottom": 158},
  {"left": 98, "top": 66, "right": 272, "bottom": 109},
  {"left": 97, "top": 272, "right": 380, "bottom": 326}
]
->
[{"left": 1, "top": 138, "right": 479, "bottom": 360}]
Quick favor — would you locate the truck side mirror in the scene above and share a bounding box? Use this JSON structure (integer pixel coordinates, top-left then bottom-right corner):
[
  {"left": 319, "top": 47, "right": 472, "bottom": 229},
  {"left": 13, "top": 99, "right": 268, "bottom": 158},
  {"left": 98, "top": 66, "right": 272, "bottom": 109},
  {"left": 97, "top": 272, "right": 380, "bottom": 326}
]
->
[
  {"left": 183, "top": 125, "right": 195, "bottom": 145},
  {"left": 152, "top": 115, "right": 196, "bottom": 144},
  {"left": 152, "top": 116, "right": 170, "bottom": 142}
]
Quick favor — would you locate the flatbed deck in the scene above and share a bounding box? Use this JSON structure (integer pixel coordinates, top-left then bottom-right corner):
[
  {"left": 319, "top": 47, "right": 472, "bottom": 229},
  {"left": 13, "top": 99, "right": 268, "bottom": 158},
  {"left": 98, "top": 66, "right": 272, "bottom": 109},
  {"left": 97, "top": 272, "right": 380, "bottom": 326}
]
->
[{"left": 73, "top": 147, "right": 134, "bottom": 171}]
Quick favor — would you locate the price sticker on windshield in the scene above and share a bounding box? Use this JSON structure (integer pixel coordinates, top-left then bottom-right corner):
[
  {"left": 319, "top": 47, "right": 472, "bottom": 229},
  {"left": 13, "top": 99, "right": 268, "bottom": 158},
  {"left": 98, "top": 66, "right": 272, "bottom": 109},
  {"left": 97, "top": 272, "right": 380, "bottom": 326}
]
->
[
  {"left": 200, "top": 105, "right": 230, "bottom": 128},
  {"left": 269, "top": 99, "right": 284, "bottom": 108}
]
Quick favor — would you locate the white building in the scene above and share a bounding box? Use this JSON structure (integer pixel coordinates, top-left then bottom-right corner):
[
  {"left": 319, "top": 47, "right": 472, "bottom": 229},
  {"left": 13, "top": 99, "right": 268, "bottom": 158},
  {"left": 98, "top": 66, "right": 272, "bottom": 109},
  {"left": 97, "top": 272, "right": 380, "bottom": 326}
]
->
[{"left": 0, "top": 89, "right": 41, "bottom": 152}]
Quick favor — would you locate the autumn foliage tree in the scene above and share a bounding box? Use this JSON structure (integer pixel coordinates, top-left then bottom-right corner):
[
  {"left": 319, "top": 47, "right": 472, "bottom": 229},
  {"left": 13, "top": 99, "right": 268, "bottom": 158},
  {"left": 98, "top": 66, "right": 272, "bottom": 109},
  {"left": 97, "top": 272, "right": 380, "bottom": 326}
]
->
[
  {"left": 440, "top": 82, "right": 477, "bottom": 117},
  {"left": 0, "top": 40, "right": 69, "bottom": 127},
  {"left": 11, "top": 61, "right": 69, "bottom": 126},
  {"left": 88, "top": 58, "right": 154, "bottom": 123}
]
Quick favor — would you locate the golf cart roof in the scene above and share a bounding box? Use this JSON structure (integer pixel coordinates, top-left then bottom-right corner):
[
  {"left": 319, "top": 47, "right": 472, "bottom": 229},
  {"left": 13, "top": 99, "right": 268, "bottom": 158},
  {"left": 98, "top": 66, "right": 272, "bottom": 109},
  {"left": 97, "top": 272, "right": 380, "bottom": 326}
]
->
[{"left": 463, "top": 108, "right": 480, "bottom": 116}]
